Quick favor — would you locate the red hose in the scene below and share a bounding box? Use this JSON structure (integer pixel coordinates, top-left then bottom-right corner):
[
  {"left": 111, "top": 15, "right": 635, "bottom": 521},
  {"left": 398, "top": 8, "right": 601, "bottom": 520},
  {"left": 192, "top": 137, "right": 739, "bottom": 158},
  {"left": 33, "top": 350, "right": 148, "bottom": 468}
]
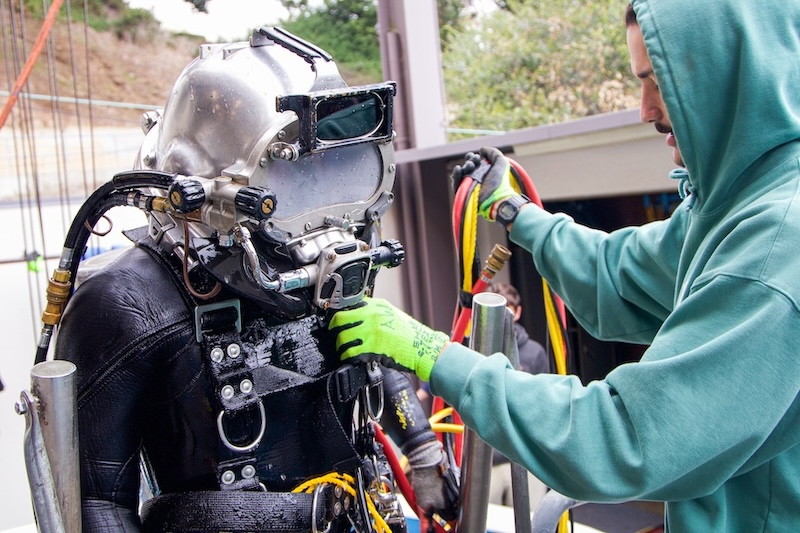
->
[
  {"left": 0, "top": 0, "right": 64, "bottom": 129},
  {"left": 508, "top": 158, "right": 568, "bottom": 328},
  {"left": 450, "top": 276, "right": 489, "bottom": 344},
  {"left": 452, "top": 179, "right": 471, "bottom": 247},
  {"left": 374, "top": 424, "right": 449, "bottom": 533},
  {"left": 373, "top": 424, "right": 416, "bottom": 509}
]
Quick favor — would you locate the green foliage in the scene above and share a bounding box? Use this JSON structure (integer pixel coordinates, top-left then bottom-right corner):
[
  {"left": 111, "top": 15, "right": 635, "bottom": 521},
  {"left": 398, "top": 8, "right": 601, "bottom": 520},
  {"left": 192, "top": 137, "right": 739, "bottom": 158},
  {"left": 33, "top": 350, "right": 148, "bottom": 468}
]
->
[
  {"left": 17, "top": 0, "right": 157, "bottom": 35},
  {"left": 442, "top": 0, "right": 639, "bottom": 138},
  {"left": 438, "top": 0, "right": 466, "bottom": 45},
  {"left": 278, "top": 0, "right": 467, "bottom": 84},
  {"left": 112, "top": 8, "right": 159, "bottom": 41},
  {"left": 277, "top": 0, "right": 637, "bottom": 137},
  {"left": 279, "top": 0, "right": 382, "bottom": 84}
]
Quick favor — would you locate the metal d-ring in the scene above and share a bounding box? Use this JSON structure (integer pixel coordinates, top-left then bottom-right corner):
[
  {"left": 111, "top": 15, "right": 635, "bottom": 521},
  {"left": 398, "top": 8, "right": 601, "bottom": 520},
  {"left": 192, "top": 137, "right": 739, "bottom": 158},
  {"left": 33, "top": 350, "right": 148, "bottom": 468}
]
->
[
  {"left": 312, "top": 483, "right": 333, "bottom": 533},
  {"left": 365, "top": 382, "right": 384, "bottom": 422},
  {"left": 216, "top": 400, "right": 266, "bottom": 453}
]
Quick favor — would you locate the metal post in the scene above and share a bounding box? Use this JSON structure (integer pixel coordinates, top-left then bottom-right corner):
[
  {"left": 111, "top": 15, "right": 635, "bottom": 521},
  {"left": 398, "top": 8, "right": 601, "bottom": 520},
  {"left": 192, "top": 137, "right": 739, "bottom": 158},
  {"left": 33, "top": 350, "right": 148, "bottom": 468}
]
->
[
  {"left": 510, "top": 463, "right": 533, "bottom": 533},
  {"left": 503, "top": 324, "right": 532, "bottom": 533},
  {"left": 19, "top": 389, "right": 64, "bottom": 533},
  {"left": 19, "top": 360, "right": 82, "bottom": 533},
  {"left": 457, "top": 292, "right": 510, "bottom": 533}
]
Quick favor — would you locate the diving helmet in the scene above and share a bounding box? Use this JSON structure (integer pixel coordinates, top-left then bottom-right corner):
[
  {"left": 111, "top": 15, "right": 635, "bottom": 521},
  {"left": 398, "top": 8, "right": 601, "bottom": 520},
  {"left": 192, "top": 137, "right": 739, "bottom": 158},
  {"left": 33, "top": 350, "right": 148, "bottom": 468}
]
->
[{"left": 136, "top": 28, "right": 401, "bottom": 316}]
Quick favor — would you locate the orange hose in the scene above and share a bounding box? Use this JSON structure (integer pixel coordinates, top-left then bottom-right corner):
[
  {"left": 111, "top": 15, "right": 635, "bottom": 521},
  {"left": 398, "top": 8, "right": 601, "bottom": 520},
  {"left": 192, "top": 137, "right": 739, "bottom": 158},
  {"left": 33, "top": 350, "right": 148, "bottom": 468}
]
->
[{"left": 0, "top": 0, "right": 65, "bottom": 129}]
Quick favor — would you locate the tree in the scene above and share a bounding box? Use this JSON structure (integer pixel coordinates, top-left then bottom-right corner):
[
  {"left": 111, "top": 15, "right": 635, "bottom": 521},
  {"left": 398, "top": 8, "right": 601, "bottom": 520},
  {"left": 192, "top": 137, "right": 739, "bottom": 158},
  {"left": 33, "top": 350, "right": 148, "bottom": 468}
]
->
[
  {"left": 276, "top": 0, "right": 468, "bottom": 84},
  {"left": 279, "top": 0, "right": 383, "bottom": 85},
  {"left": 438, "top": 0, "right": 468, "bottom": 45},
  {"left": 193, "top": 0, "right": 637, "bottom": 136},
  {"left": 442, "top": 0, "right": 638, "bottom": 137}
]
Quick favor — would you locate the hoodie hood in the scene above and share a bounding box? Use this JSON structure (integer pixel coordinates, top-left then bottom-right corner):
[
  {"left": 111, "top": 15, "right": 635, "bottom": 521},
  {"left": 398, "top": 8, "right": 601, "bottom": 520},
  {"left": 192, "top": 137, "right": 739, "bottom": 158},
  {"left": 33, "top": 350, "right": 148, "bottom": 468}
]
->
[{"left": 631, "top": 0, "right": 800, "bottom": 214}]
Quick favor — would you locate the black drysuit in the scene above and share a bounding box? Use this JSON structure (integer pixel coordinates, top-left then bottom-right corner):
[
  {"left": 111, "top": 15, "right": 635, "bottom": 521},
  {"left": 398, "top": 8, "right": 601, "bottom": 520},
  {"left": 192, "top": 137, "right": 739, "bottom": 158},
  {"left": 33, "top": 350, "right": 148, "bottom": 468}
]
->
[{"left": 56, "top": 233, "right": 435, "bottom": 532}]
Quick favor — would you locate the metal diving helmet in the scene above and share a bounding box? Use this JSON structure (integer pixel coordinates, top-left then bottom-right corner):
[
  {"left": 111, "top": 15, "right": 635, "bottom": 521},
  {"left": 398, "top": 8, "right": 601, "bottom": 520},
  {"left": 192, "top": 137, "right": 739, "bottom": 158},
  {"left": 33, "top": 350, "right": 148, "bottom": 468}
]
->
[{"left": 135, "top": 27, "right": 402, "bottom": 318}]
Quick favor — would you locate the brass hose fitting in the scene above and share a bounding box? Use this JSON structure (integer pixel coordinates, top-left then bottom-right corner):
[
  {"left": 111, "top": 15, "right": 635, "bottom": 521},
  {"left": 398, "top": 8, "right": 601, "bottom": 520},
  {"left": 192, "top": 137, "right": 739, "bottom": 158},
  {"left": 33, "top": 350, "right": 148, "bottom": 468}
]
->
[
  {"left": 479, "top": 244, "right": 512, "bottom": 284},
  {"left": 41, "top": 269, "right": 72, "bottom": 326}
]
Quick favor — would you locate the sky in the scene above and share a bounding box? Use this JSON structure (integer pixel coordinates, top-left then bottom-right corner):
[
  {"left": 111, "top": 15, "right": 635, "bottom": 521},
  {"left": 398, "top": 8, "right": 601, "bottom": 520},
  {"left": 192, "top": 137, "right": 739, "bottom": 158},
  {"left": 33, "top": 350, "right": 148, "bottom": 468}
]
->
[{"left": 126, "top": 0, "right": 290, "bottom": 42}]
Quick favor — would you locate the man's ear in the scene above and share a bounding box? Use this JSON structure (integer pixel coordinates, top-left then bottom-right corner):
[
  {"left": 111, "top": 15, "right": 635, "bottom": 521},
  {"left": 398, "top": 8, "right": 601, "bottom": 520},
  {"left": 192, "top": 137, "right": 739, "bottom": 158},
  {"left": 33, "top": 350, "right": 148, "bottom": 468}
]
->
[{"left": 512, "top": 305, "right": 522, "bottom": 322}]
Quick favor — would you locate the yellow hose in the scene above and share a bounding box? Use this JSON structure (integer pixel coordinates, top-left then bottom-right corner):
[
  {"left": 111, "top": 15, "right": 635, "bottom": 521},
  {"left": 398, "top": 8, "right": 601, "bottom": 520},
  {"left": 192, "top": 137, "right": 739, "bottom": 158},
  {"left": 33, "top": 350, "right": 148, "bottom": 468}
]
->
[
  {"left": 429, "top": 407, "right": 454, "bottom": 424},
  {"left": 543, "top": 280, "right": 567, "bottom": 375},
  {"left": 292, "top": 472, "right": 391, "bottom": 533},
  {"left": 462, "top": 186, "right": 480, "bottom": 294},
  {"left": 431, "top": 423, "right": 464, "bottom": 435}
]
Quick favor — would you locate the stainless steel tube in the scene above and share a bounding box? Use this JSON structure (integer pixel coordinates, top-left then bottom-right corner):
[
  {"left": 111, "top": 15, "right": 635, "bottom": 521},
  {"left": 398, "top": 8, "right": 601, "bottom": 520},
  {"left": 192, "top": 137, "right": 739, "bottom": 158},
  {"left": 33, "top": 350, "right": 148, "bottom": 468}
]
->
[
  {"left": 20, "top": 389, "right": 65, "bottom": 533},
  {"left": 457, "top": 292, "right": 510, "bottom": 533},
  {"left": 504, "top": 319, "right": 532, "bottom": 533},
  {"left": 29, "top": 360, "right": 82, "bottom": 533},
  {"left": 510, "top": 463, "right": 533, "bottom": 533}
]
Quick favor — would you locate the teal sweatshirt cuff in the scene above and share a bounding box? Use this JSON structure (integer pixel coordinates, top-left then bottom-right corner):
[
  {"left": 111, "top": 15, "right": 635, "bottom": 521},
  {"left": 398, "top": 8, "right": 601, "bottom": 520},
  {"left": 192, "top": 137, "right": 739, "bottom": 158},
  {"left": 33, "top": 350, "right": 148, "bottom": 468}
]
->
[
  {"left": 508, "top": 202, "right": 549, "bottom": 248},
  {"left": 429, "top": 341, "right": 486, "bottom": 406}
]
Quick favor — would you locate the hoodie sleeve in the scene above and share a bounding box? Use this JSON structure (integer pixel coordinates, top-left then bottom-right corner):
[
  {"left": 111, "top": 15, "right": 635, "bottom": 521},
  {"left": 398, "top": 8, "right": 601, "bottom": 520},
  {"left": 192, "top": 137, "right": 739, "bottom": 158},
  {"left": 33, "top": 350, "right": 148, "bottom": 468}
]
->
[
  {"left": 508, "top": 203, "right": 686, "bottom": 344},
  {"left": 430, "top": 272, "right": 800, "bottom": 502}
]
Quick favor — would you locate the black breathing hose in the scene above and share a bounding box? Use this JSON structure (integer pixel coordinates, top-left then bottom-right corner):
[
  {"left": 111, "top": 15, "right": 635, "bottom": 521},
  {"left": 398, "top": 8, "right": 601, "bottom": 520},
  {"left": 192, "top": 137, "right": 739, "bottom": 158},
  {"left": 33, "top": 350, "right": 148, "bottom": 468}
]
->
[{"left": 34, "top": 171, "right": 179, "bottom": 365}]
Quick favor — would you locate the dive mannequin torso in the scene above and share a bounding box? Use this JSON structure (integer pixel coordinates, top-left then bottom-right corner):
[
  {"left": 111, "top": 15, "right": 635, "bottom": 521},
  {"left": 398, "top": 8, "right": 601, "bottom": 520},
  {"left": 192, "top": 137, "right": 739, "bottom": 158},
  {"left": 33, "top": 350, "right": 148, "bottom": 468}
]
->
[{"left": 56, "top": 230, "right": 432, "bottom": 532}]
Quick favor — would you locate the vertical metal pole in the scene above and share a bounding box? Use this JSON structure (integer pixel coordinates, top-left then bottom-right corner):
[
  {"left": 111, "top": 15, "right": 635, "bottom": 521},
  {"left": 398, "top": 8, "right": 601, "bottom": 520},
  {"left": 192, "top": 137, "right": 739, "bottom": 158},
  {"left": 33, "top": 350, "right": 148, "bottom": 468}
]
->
[
  {"left": 19, "top": 389, "right": 64, "bottom": 533},
  {"left": 510, "top": 463, "right": 533, "bottom": 533},
  {"left": 504, "top": 325, "right": 532, "bottom": 533},
  {"left": 457, "top": 292, "right": 509, "bottom": 533},
  {"left": 29, "top": 360, "right": 81, "bottom": 533}
]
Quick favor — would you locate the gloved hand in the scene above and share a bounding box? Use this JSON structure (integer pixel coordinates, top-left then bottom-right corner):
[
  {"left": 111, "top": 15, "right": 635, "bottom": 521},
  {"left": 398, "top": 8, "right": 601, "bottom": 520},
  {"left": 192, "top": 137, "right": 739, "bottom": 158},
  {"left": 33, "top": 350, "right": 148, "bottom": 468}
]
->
[
  {"left": 475, "top": 146, "right": 521, "bottom": 221},
  {"left": 328, "top": 297, "right": 449, "bottom": 382},
  {"left": 406, "top": 440, "right": 459, "bottom": 521},
  {"left": 450, "top": 150, "right": 483, "bottom": 193}
]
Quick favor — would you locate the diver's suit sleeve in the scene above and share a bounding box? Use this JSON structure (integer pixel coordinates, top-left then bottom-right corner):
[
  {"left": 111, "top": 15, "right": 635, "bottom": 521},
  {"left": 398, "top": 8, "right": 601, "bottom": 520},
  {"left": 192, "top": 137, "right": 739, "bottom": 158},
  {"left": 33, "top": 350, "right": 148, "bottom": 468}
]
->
[
  {"left": 380, "top": 368, "right": 437, "bottom": 453},
  {"left": 55, "top": 246, "right": 196, "bottom": 531},
  {"left": 380, "top": 368, "right": 458, "bottom": 521}
]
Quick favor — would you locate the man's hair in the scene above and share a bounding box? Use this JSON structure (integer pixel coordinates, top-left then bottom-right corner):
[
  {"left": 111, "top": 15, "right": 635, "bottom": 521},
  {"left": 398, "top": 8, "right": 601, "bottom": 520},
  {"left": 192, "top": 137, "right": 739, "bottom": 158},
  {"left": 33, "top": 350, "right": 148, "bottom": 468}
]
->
[
  {"left": 626, "top": 3, "right": 638, "bottom": 27},
  {"left": 485, "top": 281, "right": 521, "bottom": 308}
]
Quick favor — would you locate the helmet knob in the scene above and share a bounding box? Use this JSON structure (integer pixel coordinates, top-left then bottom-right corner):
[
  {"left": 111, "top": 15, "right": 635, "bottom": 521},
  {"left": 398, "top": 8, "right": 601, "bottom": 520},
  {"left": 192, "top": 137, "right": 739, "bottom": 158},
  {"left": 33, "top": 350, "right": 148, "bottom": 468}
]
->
[
  {"left": 236, "top": 186, "right": 277, "bottom": 221},
  {"left": 168, "top": 179, "right": 206, "bottom": 213}
]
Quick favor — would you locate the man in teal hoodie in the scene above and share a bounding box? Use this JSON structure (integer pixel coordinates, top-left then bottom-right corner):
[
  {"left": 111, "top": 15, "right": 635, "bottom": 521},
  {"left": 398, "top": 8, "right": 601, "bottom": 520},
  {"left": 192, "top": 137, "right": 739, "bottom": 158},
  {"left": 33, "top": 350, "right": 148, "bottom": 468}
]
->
[{"left": 330, "top": 0, "right": 800, "bottom": 530}]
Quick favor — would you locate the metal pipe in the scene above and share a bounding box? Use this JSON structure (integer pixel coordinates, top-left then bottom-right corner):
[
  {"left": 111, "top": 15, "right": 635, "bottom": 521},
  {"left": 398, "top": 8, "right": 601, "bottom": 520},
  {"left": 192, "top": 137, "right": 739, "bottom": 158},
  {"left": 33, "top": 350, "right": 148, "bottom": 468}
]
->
[
  {"left": 503, "top": 323, "right": 532, "bottom": 533},
  {"left": 457, "top": 292, "right": 509, "bottom": 533},
  {"left": 28, "top": 361, "right": 82, "bottom": 533},
  {"left": 18, "top": 390, "right": 65, "bottom": 533},
  {"left": 510, "top": 463, "right": 533, "bottom": 533},
  {"left": 0, "top": 89, "right": 162, "bottom": 110},
  {"left": 531, "top": 489, "right": 586, "bottom": 533}
]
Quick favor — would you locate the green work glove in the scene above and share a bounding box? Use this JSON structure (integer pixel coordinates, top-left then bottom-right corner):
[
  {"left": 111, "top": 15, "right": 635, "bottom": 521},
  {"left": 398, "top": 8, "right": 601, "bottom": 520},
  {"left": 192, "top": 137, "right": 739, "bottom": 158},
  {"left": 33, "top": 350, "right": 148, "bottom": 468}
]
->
[
  {"left": 329, "top": 297, "right": 449, "bottom": 382},
  {"left": 477, "top": 146, "right": 520, "bottom": 221}
]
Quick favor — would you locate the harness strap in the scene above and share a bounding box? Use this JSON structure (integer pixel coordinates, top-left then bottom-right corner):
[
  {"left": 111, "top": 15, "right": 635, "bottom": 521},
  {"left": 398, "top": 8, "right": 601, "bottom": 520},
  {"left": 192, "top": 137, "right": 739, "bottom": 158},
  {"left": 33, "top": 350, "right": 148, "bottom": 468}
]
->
[{"left": 194, "top": 300, "right": 265, "bottom": 490}]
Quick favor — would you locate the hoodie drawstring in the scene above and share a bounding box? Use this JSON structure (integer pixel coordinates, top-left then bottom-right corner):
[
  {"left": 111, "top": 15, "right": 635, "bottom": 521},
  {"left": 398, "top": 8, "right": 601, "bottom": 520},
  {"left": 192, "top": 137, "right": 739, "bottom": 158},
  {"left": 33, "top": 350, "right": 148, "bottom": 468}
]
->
[{"left": 669, "top": 168, "right": 695, "bottom": 208}]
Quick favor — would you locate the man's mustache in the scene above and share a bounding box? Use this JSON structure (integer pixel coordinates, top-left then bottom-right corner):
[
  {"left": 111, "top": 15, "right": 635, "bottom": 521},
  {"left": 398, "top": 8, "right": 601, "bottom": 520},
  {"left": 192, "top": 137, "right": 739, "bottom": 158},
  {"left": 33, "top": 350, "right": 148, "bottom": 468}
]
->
[{"left": 655, "top": 122, "right": 672, "bottom": 135}]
